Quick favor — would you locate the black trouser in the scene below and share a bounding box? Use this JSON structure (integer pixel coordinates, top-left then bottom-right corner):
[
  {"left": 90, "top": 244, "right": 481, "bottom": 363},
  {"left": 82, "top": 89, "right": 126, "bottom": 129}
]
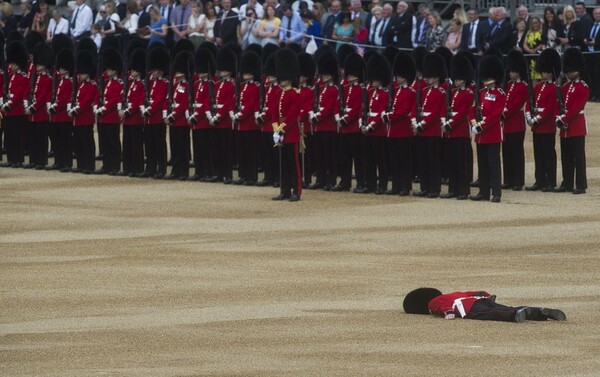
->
[
  {"left": 123, "top": 124, "right": 144, "bottom": 174},
  {"left": 98, "top": 123, "right": 121, "bottom": 172},
  {"left": 476, "top": 142, "right": 501, "bottom": 198},
  {"left": 339, "top": 132, "right": 364, "bottom": 189},
  {"left": 280, "top": 142, "right": 302, "bottom": 197},
  {"left": 363, "top": 135, "right": 388, "bottom": 191},
  {"left": 585, "top": 53, "right": 600, "bottom": 99},
  {"left": 412, "top": 137, "right": 421, "bottom": 180},
  {"left": 24, "top": 120, "right": 33, "bottom": 156},
  {"left": 4, "top": 116, "right": 26, "bottom": 164},
  {"left": 73, "top": 125, "right": 95, "bottom": 171},
  {"left": 301, "top": 133, "right": 314, "bottom": 185},
  {"left": 144, "top": 123, "right": 167, "bottom": 175},
  {"left": 237, "top": 130, "right": 258, "bottom": 181},
  {"left": 502, "top": 131, "right": 525, "bottom": 187},
  {"left": 467, "top": 138, "right": 474, "bottom": 182},
  {"left": 212, "top": 127, "right": 232, "bottom": 180},
  {"left": 418, "top": 137, "right": 441, "bottom": 194},
  {"left": 560, "top": 136, "right": 587, "bottom": 190},
  {"left": 440, "top": 138, "right": 448, "bottom": 180},
  {"left": 48, "top": 122, "right": 58, "bottom": 154},
  {"left": 259, "top": 131, "right": 278, "bottom": 182},
  {"left": 465, "top": 299, "right": 524, "bottom": 322},
  {"left": 169, "top": 126, "right": 191, "bottom": 178},
  {"left": 29, "top": 121, "right": 49, "bottom": 167},
  {"left": 532, "top": 133, "right": 557, "bottom": 188},
  {"left": 192, "top": 128, "right": 212, "bottom": 178},
  {"left": 313, "top": 131, "right": 337, "bottom": 186},
  {"left": 446, "top": 137, "right": 469, "bottom": 196},
  {"left": 388, "top": 137, "right": 412, "bottom": 192},
  {"left": 54, "top": 122, "right": 73, "bottom": 168}
]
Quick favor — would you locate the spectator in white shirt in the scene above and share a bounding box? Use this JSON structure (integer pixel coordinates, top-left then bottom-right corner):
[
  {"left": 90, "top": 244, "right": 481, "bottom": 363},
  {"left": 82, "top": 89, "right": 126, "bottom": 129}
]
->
[
  {"left": 47, "top": 8, "right": 69, "bottom": 41},
  {"left": 187, "top": 1, "right": 207, "bottom": 50},
  {"left": 70, "top": 0, "right": 94, "bottom": 39},
  {"left": 120, "top": 0, "right": 139, "bottom": 34}
]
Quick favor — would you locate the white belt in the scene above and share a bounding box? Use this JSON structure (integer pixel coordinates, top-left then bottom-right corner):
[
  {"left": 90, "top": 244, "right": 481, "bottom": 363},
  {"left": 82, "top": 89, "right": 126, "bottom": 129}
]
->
[
  {"left": 535, "top": 107, "right": 544, "bottom": 112},
  {"left": 421, "top": 112, "right": 431, "bottom": 117},
  {"left": 193, "top": 104, "right": 203, "bottom": 108},
  {"left": 579, "top": 110, "right": 584, "bottom": 115},
  {"left": 213, "top": 104, "right": 223, "bottom": 109},
  {"left": 368, "top": 112, "right": 378, "bottom": 117},
  {"left": 452, "top": 296, "right": 486, "bottom": 318}
]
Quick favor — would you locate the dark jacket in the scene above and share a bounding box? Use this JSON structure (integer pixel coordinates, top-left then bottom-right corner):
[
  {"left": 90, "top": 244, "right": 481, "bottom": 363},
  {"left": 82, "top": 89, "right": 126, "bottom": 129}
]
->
[{"left": 214, "top": 9, "right": 240, "bottom": 45}]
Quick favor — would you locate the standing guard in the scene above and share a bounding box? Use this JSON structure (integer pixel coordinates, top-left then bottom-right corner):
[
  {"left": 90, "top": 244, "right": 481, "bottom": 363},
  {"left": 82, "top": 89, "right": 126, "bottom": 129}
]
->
[{"left": 297, "top": 52, "right": 317, "bottom": 188}]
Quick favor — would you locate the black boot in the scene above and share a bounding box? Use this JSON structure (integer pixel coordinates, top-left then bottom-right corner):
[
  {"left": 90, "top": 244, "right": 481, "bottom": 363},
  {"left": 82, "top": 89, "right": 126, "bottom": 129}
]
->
[{"left": 526, "top": 307, "right": 566, "bottom": 321}]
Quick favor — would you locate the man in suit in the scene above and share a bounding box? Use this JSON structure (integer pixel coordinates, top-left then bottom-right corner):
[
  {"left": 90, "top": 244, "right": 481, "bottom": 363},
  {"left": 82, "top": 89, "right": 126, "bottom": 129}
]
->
[
  {"left": 583, "top": 7, "right": 600, "bottom": 101},
  {"left": 461, "top": 8, "right": 484, "bottom": 54},
  {"left": 487, "top": 7, "right": 512, "bottom": 54},
  {"left": 572, "top": 1, "right": 594, "bottom": 49},
  {"left": 412, "top": 3, "right": 430, "bottom": 48},
  {"left": 214, "top": 0, "right": 239, "bottom": 46},
  {"left": 137, "top": 0, "right": 153, "bottom": 32},
  {"left": 390, "top": 1, "right": 412, "bottom": 49},
  {"left": 348, "top": 0, "right": 368, "bottom": 27},
  {"left": 372, "top": 3, "right": 393, "bottom": 47},
  {"left": 517, "top": 5, "right": 530, "bottom": 29},
  {"left": 321, "top": 0, "right": 341, "bottom": 40}
]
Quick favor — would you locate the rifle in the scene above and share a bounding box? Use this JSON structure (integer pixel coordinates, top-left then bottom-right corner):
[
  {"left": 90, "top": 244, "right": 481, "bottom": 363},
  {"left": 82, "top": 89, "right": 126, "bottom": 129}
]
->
[
  {"left": 312, "top": 80, "right": 320, "bottom": 135},
  {"left": 474, "top": 68, "right": 482, "bottom": 123},
  {"left": 336, "top": 81, "right": 344, "bottom": 133},
  {"left": 415, "top": 77, "right": 422, "bottom": 122},
  {"left": 555, "top": 71, "right": 565, "bottom": 116},
  {"left": 122, "top": 50, "right": 129, "bottom": 111}
]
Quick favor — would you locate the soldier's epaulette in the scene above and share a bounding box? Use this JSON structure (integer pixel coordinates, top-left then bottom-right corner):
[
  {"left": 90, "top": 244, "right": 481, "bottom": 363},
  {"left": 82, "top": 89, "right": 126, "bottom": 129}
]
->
[
  {"left": 436, "top": 87, "right": 445, "bottom": 94},
  {"left": 161, "top": 77, "right": 169, "bottom": 83},
  {"left": 497, "top": 88, "right": 505, "bottom": 95},
  {"left": 19, "top": 71, "right": 28, "bottom": 78},
  {"left": 408, "top": 86, "right": 416, "bottom": 93},
  {"left": 116, "top": 78, "right": 123, "bottom": 84},
  {"left": 466, "top": 88, "right": 474, "bottom": 95},
  {"left": 580, "top": 81, "right": 588, "bottom": 88}
]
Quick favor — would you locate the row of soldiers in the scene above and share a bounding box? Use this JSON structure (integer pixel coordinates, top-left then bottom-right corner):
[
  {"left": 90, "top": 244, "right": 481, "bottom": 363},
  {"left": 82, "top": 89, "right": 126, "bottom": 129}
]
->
[{"left": 0, "top": 31, "right": 590, "bottom": 202}]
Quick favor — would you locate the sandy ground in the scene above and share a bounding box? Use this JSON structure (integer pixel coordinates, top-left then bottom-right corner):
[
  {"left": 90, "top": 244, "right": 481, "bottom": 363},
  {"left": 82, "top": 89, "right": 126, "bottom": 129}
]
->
[{"left": 2, "top": 104, "right": 600, "bottom": 376}]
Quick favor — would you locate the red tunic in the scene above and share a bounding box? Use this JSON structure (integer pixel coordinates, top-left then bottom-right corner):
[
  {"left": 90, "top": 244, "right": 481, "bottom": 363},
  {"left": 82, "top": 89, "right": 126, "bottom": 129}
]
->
[
  {"left": 191, "top": 78, "right": 212, "bottom": 130},
  {"left": 298, "top": 85, "right": 314, "bottom": 135},
  {"left": 123, "top": 79, "right": 145, "bottom": 126},
  {"left": 28, "top": 72, "right": 53, "bottom": 123},
  {"left": 559, "top": 80, "right": 588, "bottom": 138},
  {"left": 263, "top": 83, "right": 282, "bottom": 133},
  {"left": 278, "top": 87, "right": 301, "bottom": 144},
  {"left": 51, "top": 76, "right": 74, "bottom": 123},
  {"left": 314, "top": 83, "right": 339, "bottom": 133},
  {"left": 98, "top": 77, "right": 124, "bottom": 124},
  {"left": 339, "top": 83, "right": 362, "bottom": 134},
  {"left": 502, "top": 80, "right": 528, "bottom": 134},
  {"left": 3, "top": 70, "right": 30, "bottom": 117},
  {"left": 388, "top": 84, "right": 416, "bottom": 138},
  {"left": 237, "top": 81, "right": 260, "bottom": 131},
  {"left": 428, "top": 291, "right": 492, "bottom": 318},
  {"left": 213, "top": 78, "right": 235, "bottom": 129},
  {"left": 446, "top": 87, "right": 473, "bottom": 139},
  {"left": 72, "top": 80, "right": 98, "bottom": 126},
  {"left": 526, "top": 81, "right": 558, "bottom": 135},
  {"left": 419, "top": 85, "right": 445, "bottom": 138},
  {"left": 366, "top": 87, "right": 388, "bottom": 137},
  {"left": 146, "top": 77, "right": 169, "bottom": 124},
  {"left": 169, "top": 80, "right": 190, "bottom": 127},
  {"left": 475, "top": 87, "right": 505, "bottom": 144}
]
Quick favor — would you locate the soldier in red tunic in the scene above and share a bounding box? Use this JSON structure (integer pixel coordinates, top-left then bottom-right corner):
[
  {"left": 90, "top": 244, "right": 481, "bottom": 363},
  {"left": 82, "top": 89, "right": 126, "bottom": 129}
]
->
[
  {"left": 47, "top": 49, "right": 74, "bottom": 172},
  {"left": 0, "top": 41, "right": 30, "bottom": 168},
  {"left": 470, "top": 55, "right": 506, "bottom": 203},
  {"left": 440, "top": 54, "right": 473, "bottom": 200},
  {"left": 403, "top": 288, "right": 566, "bottom": 323},
  {"left": 0, "top": 37, "right": 5, "bottom": 162},
  {"left": 335, "top": 53, "right": 365, "bottom": 192},
  {"left": 165, "top": 51, "right": 193, "bottom": 180},
  {"left": 297, "top": 52, "right": 317, "bottom": 188},
  {"left": 410, "top": 46, "right": 428, "bottom": 184},
  {"left": 231, "top": 51, "right": 261, "bottom": 185},
  {"left": 525, "top": 49, "right": 560, "bottom": 192},
  {"left": 188, "top": 48, "right": 216, "bottom": 182},
  {"left": 95, "top": 48, "right": 124, "bottom": 175},
  {"left": 142, "top": 46, "right": 170, "bottom": 179},
  {"left": 502, "top": 50, "right": 529, "bottom": 191},
  {"left": 209, "top": 47, "right": 236, "bottom": 184},
  {"left": 255, "top": 55, "right": 281, "bottom": 187},
  {"left": 68, "top": 50, "right": 98, "bottom": 174},
  {"left": 24, "top": 43, "right": 53, "bottom": 169},
  {"left": 555, "top": 48, "right": 589, "bottom": 194},
  {"left": 309, "top": 51, "right": 339, "bottom": 191},
  {"left": 120, "top": 48, "right": 146, "bottom": 177},
  {"left": 383, "top": 52, "right": 416, "bottom": 196},
  {"left": 412, "top": 52, "right": 446, "bottom": 198},
  {"left": 359, "top": 53, "right": 390, "bottom": 195},
  {"left": 272, "top": 49, "right": 302, "bottom": 202}
]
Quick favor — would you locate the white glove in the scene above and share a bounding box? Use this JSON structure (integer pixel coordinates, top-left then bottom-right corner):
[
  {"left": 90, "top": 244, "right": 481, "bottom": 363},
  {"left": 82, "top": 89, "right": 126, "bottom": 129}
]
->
[
  {"left": 66, "top": 103, "right": 72, "bottom": 112},
  {"left": 228, "top": 110, "right": 236, "bottom": 121},
  {"left": 273, "top": 132, "right": 281, "bottom": 144},
  {"left": 411, "top": 118, "right": 418, "bottom": 128},
  {"left": 334, "top": 113, "right": 340, "bottom": 122},
  {"left": 444, "top": 311, "right": 456, "bottom": 320},
  {"left": 471, "top": 125, "right": 482, "bottom": 134}
]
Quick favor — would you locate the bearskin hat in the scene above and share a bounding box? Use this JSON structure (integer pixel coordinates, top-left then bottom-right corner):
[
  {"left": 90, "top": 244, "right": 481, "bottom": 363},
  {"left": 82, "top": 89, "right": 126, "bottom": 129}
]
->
[
  {"left": 450, "top": 54, "right": 473, "bottom": 83},
  {"left": 126, "top": 39, "right": 146, "bottom": 59},
  {"left": 313, "top": 43, "right": 336, "bottom": 66},
  {"left": 56, "top": 48, "right": 74, "bottom": 74},
  {"left": 537, "top": 48, "right": 561, "bottom": 78},
  {"left": 172, "top": 51, "right": 192, "bottom": 78},
  {"left": 479, "top": 55, "right": 504, "bottom": 85},
  {"left": 101, "top": 48, "right": 123, "bottom": 74},
  {"left": 0, "top": 31, "right": 4, "bottom": 67},
  {"left": 344, "top": 53, "right": 366, "bottom": 82},
  {"left": 76, "top": 50, "right": 96, "bottom": 78},
  {"left": 172, "top": 38, "right": 194, "bottom": 58},
  {"left": 76, "top": 37, "right": 98, "bottom": 59},
  {"left": 246, "top": 43, "right": 262, "bottom": 57},
  {"left": 33, "top": 43, "right": 54, "bottom": 69},
  {"left": 317, "top": 51, "right": 339, "bottom": 82},
  {"left": 275, "top": 48, "right": 300, "bottom": 87},
  {"left": 484, "top": 46, "right": 503, "bottom": 60},
  {"left": 51, "top": 33, "right": 73, "bottom": 55},
  {"left": 225, "top": 42, "right": 242, "bottom": 61},
  {"left": 6, "top": 41, "right": 29, "bottom": 70},
  {"left": 199, "top": 41, "right": 218, "bottom": 57},
  {"left": 393, "top": 52, "right": 416, "bottom": 84},
  {"left": 6, "top": 30, "right": 24, "bottom": 44},
  {"left": 195, "top": 48, "right": 215, "bottom": 75},
  {"left": 148, "top": 45, "right": 170, "bottom": 74},
  {"left": 261, "top": 42, "right": 279, "bottom": 63},
  {"left": 128, "top": 48, "right": 146, "bottom": 76},
  {"left": 264, "top": 54, "right": 276, "bottom": 77},
  {"left": 362, "top": 49, "right": 378, "bottom": 64},
  {"left": 241, "top": 51, "right": 262, "bottom": 80},
  {"left": 382, "top": 45, "right": 399, "bottom": 67},
  {"left": 434, "top": 47, "right": 453, "bottom": 77},
  {"left": 366, "top": 53, "right": 391, "bottom": 87},
  {"left": 562, "top": 47, "right": 584, "bottom": 74},
  {"left": 216, "top": 47, "right": 237, "bottom": 73},
  {"left": 455, "top": 50, "right": 477, "bottom": 76},
  {"left": 100, "top": 35, "right": 120, "bottom": 53},
  {"left": 298, "top": 52, "right": 316, "bottom": 85},
  {"left": 25, "top": 31, "right": 45, "bottom": 55},
  {"left": 337, "top": 43, "right": 355, "bottom": 68},
  {"left": 285, "top": 42, "right": 302, "bottom": 54},
  {"left": 422, "top": 52, "right": 447, "bottom": 81},
  {"left": 506, "top": 49, "right": 528, "bottom": 81},
  {"left": 403, "top": 288, "right": 443, "bottom": 314},
  {"left": 412, "top": 46, "right": 428, "bottom": 73}
]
